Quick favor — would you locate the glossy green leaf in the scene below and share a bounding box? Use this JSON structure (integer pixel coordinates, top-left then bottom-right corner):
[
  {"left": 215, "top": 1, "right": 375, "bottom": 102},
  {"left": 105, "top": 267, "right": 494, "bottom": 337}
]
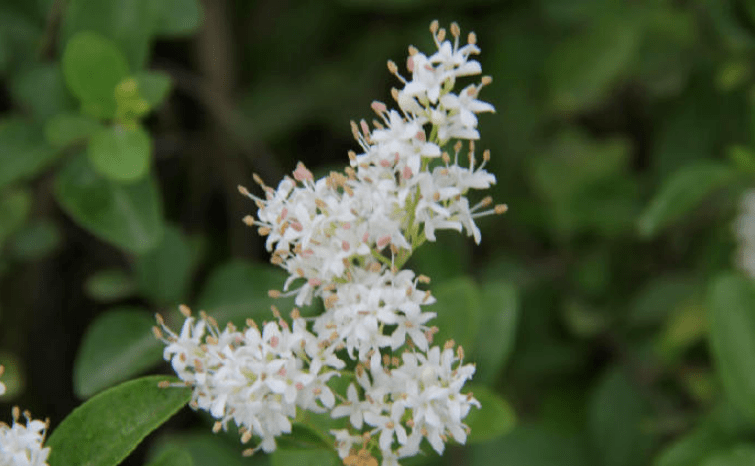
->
[
  {"left": 9, "top": 64, "right": 75, "bottom": 120},
  {"left": 134, "top": 71, "right": 172, "bottom": 110},
  {"left": 195, "top": 260, "right": 289, "bottom": 326},
  {"left": 88, "top": 125, "right": 151, "bottom": 182},
  {"left": 0, "top": 117, "right": 58, "bottom": 190},
  {"left": 271, "top": 448, "right": 339, "bottom": 466},
  {"left": 47, "top": 375, "right": 191, "bottom": 466},
  {"left": 702, "top": 445, "right": 755, "bottom": 466},
  {"left": 8, "top": 220, "right": 61, "bottom": 260},
  {"left": 73, "top": 307, "right": 163, "bottom": 398},
  {"left": 464, "top": 384, "right": 516, "bottom": 444},
  {"left": 0, "top": 188, "right": 31, "bottom": 248},
  {"left": 135, "top": 225, "right": 194, "bottom": 306},
  {"left": 85, "top": 269, "right": 136, "bottom": 302},
  {"left": 145, "top": 448, "right": 193, "bottom": 466},
  {"left": 431, "top": 277, "right": 482, "bottom": 354},
  {"left": 45, "top": 113, "right": 103, "bottom": 149},
  {"left": 150, "top": 432, "right": 252, "bottom": 466},
  {"left": 54, "top": 155, "right": 164, "bottom": 253},
  {"left": 62, "top": 31, "right": 129, "bottom": 119},
  {"left": 150, "top": 0, "right": 202, "bottom": 36},
  {"left": 708, "top": 274, "right": 755, "bottom": 420},
  {"left": 588, "top": 367, "right": 653, "bottom": 466},
  {"left": 470, "top": 281, "right": 518, "bottom": 384},
  {"left": 638, "top": 162, "right": 737, "bottom": 238},
  {"left": 61, "top": 0, "right": 153, "bottom": 70}
]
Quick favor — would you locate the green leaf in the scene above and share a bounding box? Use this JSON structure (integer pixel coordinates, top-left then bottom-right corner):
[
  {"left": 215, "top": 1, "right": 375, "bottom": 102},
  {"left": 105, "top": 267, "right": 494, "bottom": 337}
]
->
[
  {"left": 45, "top": 113, "right": 103, "bottom": 149},
  {"left": 0, "top": 29, "right": 8, "bottom": 73},
  {"left": 135, "top": 225, "right": 194, "bottom": 306},
  {"left": 62, "top": 31, "right": 129, "bottom": 119},
  {"left": 73, "top": 307, "right": 163, "bottom": 398},
  {"left": 150, "top": 0, "right": 202, "bottom": 36},
  {"left": 470, "top": 281, "right": 518, "bottom": 384},
  {"left": 587, "top": 367, "right": 653, "bottom": 466},
  {"left": 654, "top": 402, "right": 755, "bottom": 466},
  {"left": 409, "top": 231, "right": 469, "bottom": 281},
  {"left": 54, "top": 154, "right": 164, "bottom": 253},
  {"left": 546, "top": 17, "right": 641, "bottom": 112},
  {"left": 134, "top": 71, "right": 172, "bottom": 110},
  {"left": 729, "top": 145, "right": 755, "bottom": 174},
  {"left": 629, "top": 274, "right": 698, "bottom": 327},
  {"left": 431, "top": 277, "right": 482, "bottom": 354},
  {"left": 0, "top": 188, "right": 32, "bottom": 248},
  {"left": 470, "top": 424, "right": 588, "bottom": 466},
  {"left": 9, "top": 64, "right": 76, "bottom": 121},
  {"left": 88, "top": 125, "right": 151, "bottom": 182},
  {"left": 8, "top": 220, "right": 61, "bottom": 260},
  {"left": 85, "top": 268, "right": 136, "bottom": 302},
  {"left": 638, "top": 162, "right": 737, "bottom": 238},
  {"left": 270, "top": 448, "right": 339, "bottom": 466},
  {"left": 150, "top": 432, "right": 252, "bottom": 466},
  {"left": 703, "top": 445, "right": 755, "bottom": 466},
  {"left": 47, "top": 375, "right": 191, "bottom": 466},
  {"left": 0, "top": 117, "right": 59, "bottom": 190},
  {"left": 464, "top": 384, "right": 516, "bottom": 444},
  {"left": 195, "top": 260, "right": 289, "bottom": 326},
  {"left": 146, "top": 448, "right": 194, "bottom": 466},
  {"left": 61, "top": 0, "right": 153, "bottom": 70},
  {"left": 530, "top": 130, "right": 637, "bottom": 239},
  {"left": 656, "top": 302, "right": 707, "bottom": 363},
  {"left": 708, "top": 274, "right": 755, "bottom": 421}
]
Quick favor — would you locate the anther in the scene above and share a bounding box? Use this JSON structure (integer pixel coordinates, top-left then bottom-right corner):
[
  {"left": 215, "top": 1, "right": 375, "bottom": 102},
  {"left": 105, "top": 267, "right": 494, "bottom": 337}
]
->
[
  {"left": 495, "top": 204, "right": 509, "bottom": 214},
  {"left": 179, "top": 304, "right": 192, "bottom": 317},
  {"left": 450, "top": 22, "right": 460, "bottom": 38}
]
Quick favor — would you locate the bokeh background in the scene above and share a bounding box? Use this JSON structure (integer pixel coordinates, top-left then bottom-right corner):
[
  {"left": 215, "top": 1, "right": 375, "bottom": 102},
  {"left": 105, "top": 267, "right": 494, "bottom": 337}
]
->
[{"left": 3, "top": 0, "right": 755, "bottom": 465}]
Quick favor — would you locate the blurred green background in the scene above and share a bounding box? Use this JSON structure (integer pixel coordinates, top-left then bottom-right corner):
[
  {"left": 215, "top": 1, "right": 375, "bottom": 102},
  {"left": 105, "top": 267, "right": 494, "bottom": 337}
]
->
[{"left": 4, "top": 0, "right": 755, "bottom": 465}]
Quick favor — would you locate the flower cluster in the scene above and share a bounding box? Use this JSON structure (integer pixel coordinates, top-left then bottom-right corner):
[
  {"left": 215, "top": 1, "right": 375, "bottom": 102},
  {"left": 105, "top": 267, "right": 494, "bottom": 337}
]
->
[
  {"left": 734, "top": 190, "right": 755, "bottom": 278},
  {"left": 0, "top": 366, "right": 51, "bottom": 466},
  {"left": 158, "top": 21, "right": 502, "bottom": 465},
  {"left": 155, "top": 306, "right": 343, "bottom": 455}
]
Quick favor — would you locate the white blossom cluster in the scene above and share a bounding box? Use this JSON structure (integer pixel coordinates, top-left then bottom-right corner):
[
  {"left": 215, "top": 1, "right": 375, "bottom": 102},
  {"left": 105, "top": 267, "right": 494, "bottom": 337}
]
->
[
  {"left": 158, "top": 21, "right": 501, "bottom": 465},
  {"left": 0, "top": 367, "right": 51, "bottom": 466},
  {"left": 734, "top": 190, "right": 755, "bottom": 278}
]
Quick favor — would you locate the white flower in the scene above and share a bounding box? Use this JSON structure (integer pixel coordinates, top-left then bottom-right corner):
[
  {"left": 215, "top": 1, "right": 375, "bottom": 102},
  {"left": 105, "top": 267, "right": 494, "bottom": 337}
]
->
[
  {"left": 164, "top": 20, "right": 500, "bottom": 464},
  {"left": 331, "top": 429, "right": 362, "bottom": 459},
  {"left": 0, "top": 408, "right": 50, "bottom": 466},
  {"left": 155, "top": 308, "right": 342, "bottom": 455},
  {"left": 331, "top": 383, "right": 367, "bottom": 429}
]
